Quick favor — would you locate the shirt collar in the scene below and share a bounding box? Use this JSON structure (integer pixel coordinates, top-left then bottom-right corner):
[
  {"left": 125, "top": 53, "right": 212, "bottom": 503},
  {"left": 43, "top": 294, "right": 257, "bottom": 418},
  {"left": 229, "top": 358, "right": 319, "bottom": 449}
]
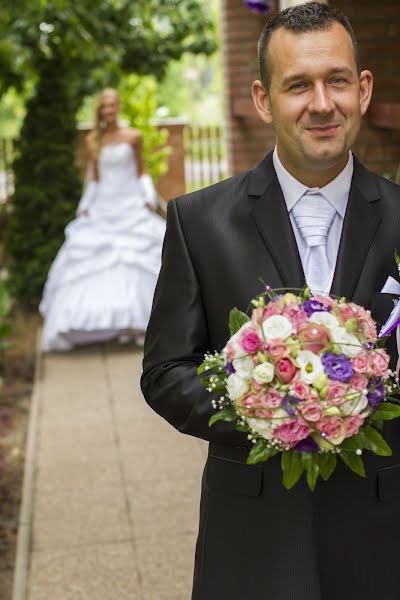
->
[{"left": 272, "top": 147, "right": 353, "bottom": 218}]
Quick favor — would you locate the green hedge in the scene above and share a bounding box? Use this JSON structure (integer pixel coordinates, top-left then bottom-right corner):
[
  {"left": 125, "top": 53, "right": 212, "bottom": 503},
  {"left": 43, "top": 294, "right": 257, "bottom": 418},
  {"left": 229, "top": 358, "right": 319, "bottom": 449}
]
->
[{"left": 6, "top": 49, "right": 81, "bottom": 306}]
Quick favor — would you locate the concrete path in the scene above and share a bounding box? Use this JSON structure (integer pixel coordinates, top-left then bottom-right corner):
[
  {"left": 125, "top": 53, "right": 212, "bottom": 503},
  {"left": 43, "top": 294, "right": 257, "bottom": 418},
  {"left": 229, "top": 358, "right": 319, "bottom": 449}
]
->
[{"left": 26, "top": 343, "right": 206, "bottom": 600}]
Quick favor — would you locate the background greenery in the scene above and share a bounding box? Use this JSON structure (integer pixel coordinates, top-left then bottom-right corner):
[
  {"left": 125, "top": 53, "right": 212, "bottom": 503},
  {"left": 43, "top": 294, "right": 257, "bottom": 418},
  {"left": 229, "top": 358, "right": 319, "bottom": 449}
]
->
[{"left": 0, "top": 0, "right": 219, "bottom": 306}]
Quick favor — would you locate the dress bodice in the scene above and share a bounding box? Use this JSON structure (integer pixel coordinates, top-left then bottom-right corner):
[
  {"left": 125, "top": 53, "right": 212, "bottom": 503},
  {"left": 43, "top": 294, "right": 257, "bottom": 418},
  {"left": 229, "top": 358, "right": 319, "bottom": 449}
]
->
[{"left": 97, "top": 142, "right": 138, "bottom": 192}]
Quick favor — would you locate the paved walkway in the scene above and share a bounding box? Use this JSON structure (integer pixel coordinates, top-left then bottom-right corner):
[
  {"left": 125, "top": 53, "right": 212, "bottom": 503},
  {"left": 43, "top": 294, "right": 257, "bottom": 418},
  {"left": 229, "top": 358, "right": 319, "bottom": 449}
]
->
[{"left": 26, "top": 343, "right": 206, "bottom": 599}]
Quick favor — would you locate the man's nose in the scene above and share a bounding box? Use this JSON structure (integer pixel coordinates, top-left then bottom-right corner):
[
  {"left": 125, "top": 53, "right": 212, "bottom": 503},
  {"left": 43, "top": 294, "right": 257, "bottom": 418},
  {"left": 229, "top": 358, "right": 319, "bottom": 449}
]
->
[{"left": 308, "top": 83, "right": 335, "bottom": 114}]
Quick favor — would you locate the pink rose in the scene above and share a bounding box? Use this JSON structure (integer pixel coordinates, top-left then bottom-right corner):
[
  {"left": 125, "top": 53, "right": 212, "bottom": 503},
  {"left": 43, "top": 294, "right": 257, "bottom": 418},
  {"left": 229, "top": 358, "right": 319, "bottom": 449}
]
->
[
  {"left": 308, "top": 389, "right": 320, "bottom": 403},
  {"left": 345, "top": 415, "right": 363, "bottom": 438},
  {"left": 240, "top": 330, "right": 262, "bottom": 353},
  {"left": 299, "top": 401, "right": 324, "bottom": 422},
  {"left": 299, "top": 323, "right": 330, "bottom": 353},
  {"left": 291, "top": 380, "right": 310, "bottom": 400},
  {"left": 316, "top": 416, "right": 346, "bottom": 445},
  {"left": 283, "top": 304, "right": 308, "bottom": 331},
  {"left": 263, "top": 389, "right": 283, "bottom": 408},
  {"left": 326, "top": 381, "right": 348, "bottom": 405},
  {"left": 272, "top": 419, "right": 310, "bottom": 448},
  {"left": 263, "top": 304, "right": 282, "bottom": 318},
  {"left": 251, "top": 380, "right": 264, "bottom": 392},
  {"left": 349, "top": 373, "right": 368, "bottom": 392},
  {"left": 352, "top": 351, "right": 371, "bottom": 375},
  {"left": 276, "top": 358, "right": 298, "bottom": 383},
  {"left": 338, "top": 302, "right": 364, "bottom": 322},
  {"left": 267, "top": 338, "right": 291, "bottom": 362},
  {"left": 363, "top": 318, "right": 377, "bottom": 341},
  {"left": 312, "top": 294, "right": 335, "bottom": 308},
  {"left": 370, "top": 349, "right": 390, "bottom": 379}
]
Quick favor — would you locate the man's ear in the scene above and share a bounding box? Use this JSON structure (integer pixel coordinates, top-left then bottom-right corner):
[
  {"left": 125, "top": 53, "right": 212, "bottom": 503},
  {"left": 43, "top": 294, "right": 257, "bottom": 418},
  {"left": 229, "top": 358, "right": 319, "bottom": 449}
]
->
[
  {"left": 252, "top": 80, "right": 273, "bottom": 124},
  {"left": 359, "top": 70, "right": 373, "bottom": 116}
]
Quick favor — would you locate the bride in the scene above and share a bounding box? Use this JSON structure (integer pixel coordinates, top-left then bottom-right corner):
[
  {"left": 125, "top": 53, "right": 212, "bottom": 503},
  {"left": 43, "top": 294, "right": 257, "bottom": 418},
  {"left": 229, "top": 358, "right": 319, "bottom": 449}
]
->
[{"left": 39, "top": 88, "right": 166, "bottom": 351}]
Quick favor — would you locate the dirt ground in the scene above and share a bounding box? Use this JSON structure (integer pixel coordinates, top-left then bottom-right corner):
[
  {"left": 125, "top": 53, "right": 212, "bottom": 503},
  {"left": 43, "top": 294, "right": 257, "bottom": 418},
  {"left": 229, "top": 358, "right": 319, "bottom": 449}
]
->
[{"left": 0, "top": 309, "right": 39, "bottom": 600}]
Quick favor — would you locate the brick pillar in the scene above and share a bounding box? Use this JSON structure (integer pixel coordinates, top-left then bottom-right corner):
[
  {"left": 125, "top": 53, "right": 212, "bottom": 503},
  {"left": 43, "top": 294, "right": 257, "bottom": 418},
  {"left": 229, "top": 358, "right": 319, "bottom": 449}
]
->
[
  {"left": 154, "top": 120, "right": 186, "bottom": 201},
  {"left": 221, "top": 0, "right": 276, "bottom": 176},
  {"left": 332, "top": 0, "right": 400, "bottom": 177}
]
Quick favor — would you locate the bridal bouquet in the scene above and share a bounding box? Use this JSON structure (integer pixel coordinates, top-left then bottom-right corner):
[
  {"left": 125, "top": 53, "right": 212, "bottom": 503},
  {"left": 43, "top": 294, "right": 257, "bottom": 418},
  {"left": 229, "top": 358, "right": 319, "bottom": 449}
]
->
[{"left": 198, "top": 287, "right": 400, "bottom": 491}]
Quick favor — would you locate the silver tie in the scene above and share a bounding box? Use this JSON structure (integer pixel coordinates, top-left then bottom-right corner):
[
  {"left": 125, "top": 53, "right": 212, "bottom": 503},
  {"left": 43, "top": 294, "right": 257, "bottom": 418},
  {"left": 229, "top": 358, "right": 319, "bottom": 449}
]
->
[{"left": 292, "top": 191, "right": 336, "bottom": 294}]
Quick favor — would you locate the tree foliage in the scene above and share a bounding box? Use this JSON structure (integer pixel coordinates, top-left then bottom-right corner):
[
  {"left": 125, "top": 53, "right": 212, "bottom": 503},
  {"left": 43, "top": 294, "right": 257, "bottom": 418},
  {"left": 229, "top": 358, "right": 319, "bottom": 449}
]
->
[
  {"left": 1, "top": 0, "right": 216, "bottom": 102},
  {"left": 5, "top": 48, "right": 81, "bottom": 305}
]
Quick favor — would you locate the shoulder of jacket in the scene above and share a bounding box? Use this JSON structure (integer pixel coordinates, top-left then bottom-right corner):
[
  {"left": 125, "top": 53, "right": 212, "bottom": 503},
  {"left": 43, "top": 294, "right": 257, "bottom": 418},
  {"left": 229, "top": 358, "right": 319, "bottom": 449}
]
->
[{"left": 173, "top": 170, "right": 252, "bottom": 212}]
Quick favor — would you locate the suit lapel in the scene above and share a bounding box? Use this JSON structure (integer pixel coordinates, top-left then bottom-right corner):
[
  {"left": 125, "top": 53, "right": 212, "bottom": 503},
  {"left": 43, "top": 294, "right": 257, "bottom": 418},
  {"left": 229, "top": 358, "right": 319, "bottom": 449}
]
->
[
  {"left": 330, "top": 158, "right": 381, "bottom": 300},
  {"left": 248, "top": 154, "right": 305, "bottom": 289}
]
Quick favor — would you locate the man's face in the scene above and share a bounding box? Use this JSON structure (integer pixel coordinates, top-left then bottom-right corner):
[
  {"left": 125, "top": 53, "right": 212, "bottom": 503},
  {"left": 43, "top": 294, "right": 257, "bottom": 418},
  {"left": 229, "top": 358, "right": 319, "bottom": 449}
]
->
[{"left": 253, "top": 23, "right": 373, "bottom": 181}]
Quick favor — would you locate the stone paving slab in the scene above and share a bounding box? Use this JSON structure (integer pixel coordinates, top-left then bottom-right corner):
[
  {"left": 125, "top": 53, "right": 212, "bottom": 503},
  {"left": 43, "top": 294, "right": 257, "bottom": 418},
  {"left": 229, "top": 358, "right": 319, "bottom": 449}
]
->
[{"left": 25, "top": 343, "right": 206, "bottom": 600}]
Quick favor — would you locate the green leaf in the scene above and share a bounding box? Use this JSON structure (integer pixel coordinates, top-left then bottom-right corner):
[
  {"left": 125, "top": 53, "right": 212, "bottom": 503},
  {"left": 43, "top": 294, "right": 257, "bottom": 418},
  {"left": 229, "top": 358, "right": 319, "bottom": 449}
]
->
[
  {"left": 197, "top": 362, "right": 207, "bottom": 375},
  {"left": 318, "top": 453, "right": 337, "bottom": 482},
  {"left": 281, "top": 451, "right": 304, "bottom": 490},
  {"left": 209, "top": 407, "right": 237, "bottom": 427},
  {"left": 301, "top": 452, "right": 319, "bottom": 491},
  {"left": 371, "top": 402, "right": 400, "bottom": 421},
  {"left": 229, "top": 308, "right": 250, "bottom": 336},
  {"left": 341, "top": 432, "right": 366, "bottom": 451},
  {"left": 340, "top": 451, "right": 366, "bottom": 477},
  {"left": 247, "top": 441, "right": 279, "bottom": 465},
  {"left": 363, "top": 425, "right": 392, "bottom": 456}
]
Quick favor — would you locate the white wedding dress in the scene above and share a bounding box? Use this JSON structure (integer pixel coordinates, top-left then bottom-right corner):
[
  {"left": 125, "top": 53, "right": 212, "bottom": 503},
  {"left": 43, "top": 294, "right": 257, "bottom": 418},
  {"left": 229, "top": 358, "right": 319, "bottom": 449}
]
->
[{"left": 39, "top": 142, "right": 166, "bottom": 351}]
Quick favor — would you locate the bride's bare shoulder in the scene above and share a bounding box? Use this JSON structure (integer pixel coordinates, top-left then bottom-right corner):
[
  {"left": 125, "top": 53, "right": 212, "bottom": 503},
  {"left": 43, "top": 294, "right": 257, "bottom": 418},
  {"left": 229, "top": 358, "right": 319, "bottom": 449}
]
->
[{"left": 122, "top": 127, "right": 142, "bottom": 144}]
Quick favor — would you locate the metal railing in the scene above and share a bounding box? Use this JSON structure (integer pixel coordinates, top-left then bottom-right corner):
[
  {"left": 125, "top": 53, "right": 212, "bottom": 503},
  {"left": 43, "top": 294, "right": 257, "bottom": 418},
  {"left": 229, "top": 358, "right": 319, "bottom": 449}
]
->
[{"left": 184, "top": 125, "right": 228, "bottom": 192}]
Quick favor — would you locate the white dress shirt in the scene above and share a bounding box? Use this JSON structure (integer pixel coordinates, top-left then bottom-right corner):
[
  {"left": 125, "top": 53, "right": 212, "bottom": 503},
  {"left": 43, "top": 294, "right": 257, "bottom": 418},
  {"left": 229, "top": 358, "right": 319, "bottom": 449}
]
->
[{"left": 272, "top": 147, "right": 353, "bottom": 293}]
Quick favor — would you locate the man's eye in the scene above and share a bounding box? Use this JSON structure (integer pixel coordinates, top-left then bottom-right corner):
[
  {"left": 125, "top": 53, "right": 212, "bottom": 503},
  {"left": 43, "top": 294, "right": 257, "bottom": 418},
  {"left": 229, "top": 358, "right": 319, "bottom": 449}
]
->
[
  {"left": 331, "top": 78, "right": 347, "bottom": 85},
  {"left": 289, "top": 82, "right": 307, "bottom": 91}
]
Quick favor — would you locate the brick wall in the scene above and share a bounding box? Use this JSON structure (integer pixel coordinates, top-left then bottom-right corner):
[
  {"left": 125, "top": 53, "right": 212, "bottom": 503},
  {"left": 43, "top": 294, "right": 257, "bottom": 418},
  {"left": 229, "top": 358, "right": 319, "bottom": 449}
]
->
[
  {"left": 221, "top": 0, "right": 275, "bottom": 175},
  {"left": 332, "top": 0, "right": 400, "bottom": 177},
  {"left": 222, "top": 0, "right": 400, "bottom": 178}
]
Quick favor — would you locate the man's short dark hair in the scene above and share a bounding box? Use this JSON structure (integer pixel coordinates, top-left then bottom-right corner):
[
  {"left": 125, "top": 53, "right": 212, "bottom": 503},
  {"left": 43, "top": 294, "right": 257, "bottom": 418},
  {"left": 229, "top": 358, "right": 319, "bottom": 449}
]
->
[{"left": 258, "top": 2, "right": 359, "bottom": 90}]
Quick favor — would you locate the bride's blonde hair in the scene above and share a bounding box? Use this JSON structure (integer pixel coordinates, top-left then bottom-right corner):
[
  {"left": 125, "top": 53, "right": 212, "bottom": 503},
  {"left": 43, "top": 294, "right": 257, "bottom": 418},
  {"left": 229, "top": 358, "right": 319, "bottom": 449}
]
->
[{"left": 87, "top": 88, "right": 120, "bottom": 160}]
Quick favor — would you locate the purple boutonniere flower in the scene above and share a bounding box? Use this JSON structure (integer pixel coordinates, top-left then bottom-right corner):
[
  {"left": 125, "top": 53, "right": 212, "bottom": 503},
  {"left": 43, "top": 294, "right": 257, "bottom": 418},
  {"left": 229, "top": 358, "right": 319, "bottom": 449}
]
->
[{"left": 322, "top": 352, "right": 354, "bottom": 382}]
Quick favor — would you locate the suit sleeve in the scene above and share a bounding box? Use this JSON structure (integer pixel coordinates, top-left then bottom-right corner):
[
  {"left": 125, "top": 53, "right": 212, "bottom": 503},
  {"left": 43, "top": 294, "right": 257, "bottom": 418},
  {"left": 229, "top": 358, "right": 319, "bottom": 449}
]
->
[{"left": 141, "top": 199, "right": 249, "bottom": 445}]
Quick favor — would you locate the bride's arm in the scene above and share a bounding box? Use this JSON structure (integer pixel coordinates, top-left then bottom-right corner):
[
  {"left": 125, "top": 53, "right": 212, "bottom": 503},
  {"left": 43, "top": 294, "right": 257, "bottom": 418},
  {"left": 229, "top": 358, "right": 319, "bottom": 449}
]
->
[{"left": 76, "top": 161, "right": 97, "bottom": 216}]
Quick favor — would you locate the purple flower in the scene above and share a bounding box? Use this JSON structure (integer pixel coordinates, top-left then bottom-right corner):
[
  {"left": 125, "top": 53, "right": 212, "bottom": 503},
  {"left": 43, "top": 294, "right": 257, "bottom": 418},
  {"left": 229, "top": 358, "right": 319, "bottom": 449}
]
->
[
  {"left": 321, "top": 352, "right": 354, "bottom": 382},
  {"left": 225, "top": 362, "right": 235, "bottom": 374},
  {"left": 367, "top": 378, "right": 384, "bottom": 410},
  {"left": 303, "top": 299, "right": 332, "bottom": 316},
  {"left": 294, "top": 436, "right": 320, "bottom": 452},
  {"left": 244, "top": 0, "right": 274, "bottom": 13}
]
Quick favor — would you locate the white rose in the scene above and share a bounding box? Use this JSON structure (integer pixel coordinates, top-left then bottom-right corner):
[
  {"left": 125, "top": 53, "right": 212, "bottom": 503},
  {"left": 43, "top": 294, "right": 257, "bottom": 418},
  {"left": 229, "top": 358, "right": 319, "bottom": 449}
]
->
[
  {"left": 262, "top": 315, "right": 293, "bottom": 341},
  {"left": 252, "top": 361, "right": 275, "bottom": 384},
  {"left": 232, "top": 355, "right": 255, "bottom": 378},
  {"left": 331, "top": 326, "right": 362, "bottom": 358},
  {"left": 309, "top": 311, "right": 339, "bottom": 331},
  {"left": 226, "top": 373, "right": 249, "bottom": 401},
  {"left": 341, "top": 392, "right": 368, "bottom": 415},
  {"left": 296, "top": 350, "right": 324, "bottom": 384},
  {"left": 246, "top": 417, "right": 274, "bottom": 440}
]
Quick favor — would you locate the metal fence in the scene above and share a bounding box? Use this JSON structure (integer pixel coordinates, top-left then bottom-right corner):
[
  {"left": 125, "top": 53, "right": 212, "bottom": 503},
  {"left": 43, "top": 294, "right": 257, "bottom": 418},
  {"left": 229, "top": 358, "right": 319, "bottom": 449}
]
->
[
  {"left": 184, "top": 125, "right": 228, "bottom": 192},
  {"left": 0, "top": 138, "right": 15, "bottom": 203}
]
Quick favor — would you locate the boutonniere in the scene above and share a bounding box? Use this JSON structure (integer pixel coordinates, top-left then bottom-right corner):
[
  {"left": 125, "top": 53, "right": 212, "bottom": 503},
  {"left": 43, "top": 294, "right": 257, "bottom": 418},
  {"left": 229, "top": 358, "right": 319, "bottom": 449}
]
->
[{"left": 378, "top": 252, "right": 400, "bottom": 381}]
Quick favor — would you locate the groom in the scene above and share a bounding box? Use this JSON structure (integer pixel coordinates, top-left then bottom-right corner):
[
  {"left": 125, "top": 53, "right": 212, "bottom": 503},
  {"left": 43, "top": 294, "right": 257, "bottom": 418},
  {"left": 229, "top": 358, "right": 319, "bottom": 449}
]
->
[{"left": 141, "top": 3, "right": 400, "bottom": 599}]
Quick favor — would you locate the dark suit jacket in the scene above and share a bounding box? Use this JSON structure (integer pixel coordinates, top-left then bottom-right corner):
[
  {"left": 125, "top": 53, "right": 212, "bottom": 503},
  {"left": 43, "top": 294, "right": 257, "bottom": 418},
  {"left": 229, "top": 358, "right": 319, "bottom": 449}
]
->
[{"left": 141, "top": 153, "right": 400, "bottom": 600}]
